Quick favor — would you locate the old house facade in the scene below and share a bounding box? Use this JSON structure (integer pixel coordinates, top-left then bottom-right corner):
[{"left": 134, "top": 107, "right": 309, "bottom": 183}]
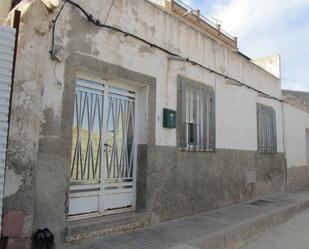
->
[{"left": 0, "top": 0, "right": 307, "bottom": 248}]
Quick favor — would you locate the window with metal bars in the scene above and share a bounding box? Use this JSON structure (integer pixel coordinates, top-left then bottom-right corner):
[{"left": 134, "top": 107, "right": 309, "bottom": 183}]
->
[
  {"left": 178, "top": 76, "right": 215, "bottom": 152},
  {"left": 257, "top": 103, "right": 277, "bottom": 153}
]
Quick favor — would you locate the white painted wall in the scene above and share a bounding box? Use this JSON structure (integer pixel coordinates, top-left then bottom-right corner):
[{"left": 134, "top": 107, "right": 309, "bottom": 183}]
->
[
  {"left": 252, "top": 54, "right": 281, "bottom": 79},
  {"left": 26, "top": 0, "right": 283, "bottom": 152},
  {"left": 284, "top": 103, "right": 309, "bottom": 168}
]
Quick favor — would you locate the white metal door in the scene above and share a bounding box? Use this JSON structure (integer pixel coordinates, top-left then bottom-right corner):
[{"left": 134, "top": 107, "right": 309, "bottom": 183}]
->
[
  {"left": 69, "top": 78, "right": 136, "bottom": 216},
  {"left": 0, "top": 25, "right": 16, "bottom": 229}
]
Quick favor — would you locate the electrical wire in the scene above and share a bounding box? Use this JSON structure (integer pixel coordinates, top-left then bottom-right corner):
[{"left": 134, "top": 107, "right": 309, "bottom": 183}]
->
[
  {"left": 50, "top": 1, "right": 67, "bottom": 60},
  {"left": 51, "top": 0, "right": 283, "bottom": 102}
]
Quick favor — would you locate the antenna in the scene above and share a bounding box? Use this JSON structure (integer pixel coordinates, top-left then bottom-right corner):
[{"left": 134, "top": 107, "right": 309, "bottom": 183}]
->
[{"left": 211, "top": 17, "right": 222, "bottom": 29}]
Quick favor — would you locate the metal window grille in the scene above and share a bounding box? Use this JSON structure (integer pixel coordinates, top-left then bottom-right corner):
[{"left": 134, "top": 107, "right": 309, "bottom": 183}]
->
[
  {"left": 70, "top": 79, "right": 136, "bottom": 184},
  {"left": 179, "top": 77, "right": 215, "bottom": 152},
  {"left": 71, "top": 79, "right": 105, "bottom": 184},
  {"left": 257, "top": 103, "right": 277, "bottom": 153}
]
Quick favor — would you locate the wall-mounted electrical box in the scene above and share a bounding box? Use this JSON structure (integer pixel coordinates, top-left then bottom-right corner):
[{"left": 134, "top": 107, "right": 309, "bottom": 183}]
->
[
  {"left": 163, "top": 108, "right": 176, "bottom": 128},
  {"left": 246, "top": 171, "right": 256, "bottom": 184}
]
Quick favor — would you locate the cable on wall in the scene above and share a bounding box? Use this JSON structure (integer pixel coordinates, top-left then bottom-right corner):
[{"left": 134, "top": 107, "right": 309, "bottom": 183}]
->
[
  {"left": 50, "top": 0, "right": 283, "bottom": 102},
  {"left": 50, "top": 1, "right": 67, "bottom": 60}
]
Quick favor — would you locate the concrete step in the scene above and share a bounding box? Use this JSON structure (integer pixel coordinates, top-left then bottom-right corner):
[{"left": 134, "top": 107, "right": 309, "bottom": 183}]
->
[{"left": 66, "top": 210, "right": 150, "bottom": 242}]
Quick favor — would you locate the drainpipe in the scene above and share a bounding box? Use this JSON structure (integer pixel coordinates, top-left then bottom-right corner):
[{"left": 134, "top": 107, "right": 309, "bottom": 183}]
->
[
  {"left": 278, "top": 56, "right": 288, "bottom": 191},
  {"left": 281, "top": 99, "right": 288, "bottom": 191},
  {"left": 279, "top": 57, "right": 288, "bottom": 191}
]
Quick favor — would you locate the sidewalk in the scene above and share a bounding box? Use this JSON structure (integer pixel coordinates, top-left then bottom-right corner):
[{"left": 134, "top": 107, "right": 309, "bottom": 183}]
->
[
  {"left": 64, "top": 187, "right": 309, "bottom": 249},
  {"left": 240, "top": 207, "right": 309, "bottom": 249}
]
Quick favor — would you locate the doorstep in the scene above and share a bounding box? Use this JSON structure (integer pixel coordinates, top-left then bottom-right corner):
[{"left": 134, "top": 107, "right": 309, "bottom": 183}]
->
[
  {"left": 66, "top": 210, "right": 150, "bottom": 242},
  {"left": 64, "top": 187, "right": 309, "bottom": 249}
]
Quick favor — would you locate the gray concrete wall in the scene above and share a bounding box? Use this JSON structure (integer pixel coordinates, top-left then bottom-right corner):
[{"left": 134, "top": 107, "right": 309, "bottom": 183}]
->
[
  {"left": 287, "top": 165, "right": 309, "bottom": 191},
  {"left": 146, "top": 146, "right": 286, "bottom": 223}
]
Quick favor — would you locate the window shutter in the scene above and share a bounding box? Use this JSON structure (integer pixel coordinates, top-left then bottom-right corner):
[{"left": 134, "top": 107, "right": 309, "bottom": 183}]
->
[
  {"left": 177, "top": 76, "right": 215, "bottom": 152},
  {"left": 257, "top": 103, "right": 277, "bottom": 153},
  {"left": 257, "top": 105, "right": 261, "bottom": 151},
  {"left": 209, "top": 90, "right": 216, "bottom": 151},
  {"left": 180, "top": 77, "right": 186, "bottom": 150},
  {"left": 202, "top": 87, "right": 208, "bottom": 151}
]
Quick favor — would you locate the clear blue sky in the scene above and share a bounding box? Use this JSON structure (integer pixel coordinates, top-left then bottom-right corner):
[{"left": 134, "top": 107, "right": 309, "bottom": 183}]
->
[{"left": 182, "top": 0, "right": 309, "bottom": 91}]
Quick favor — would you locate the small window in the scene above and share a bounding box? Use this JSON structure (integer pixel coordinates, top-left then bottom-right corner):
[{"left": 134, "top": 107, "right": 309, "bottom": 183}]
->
[
  {"left": 178, "top": 76, "right": 215, "bottom": 152},
  {"left": 257, "top": 103, "right": 277, "bottom": 153}
]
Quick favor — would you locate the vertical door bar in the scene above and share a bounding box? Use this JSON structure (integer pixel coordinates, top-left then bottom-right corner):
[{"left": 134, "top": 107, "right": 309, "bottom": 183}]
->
[
  {"left": 181, "top": 79, "right": 186, "bottom": 150},
  {"left": 99, "top": 86, "right": 109, "bottom": 212}
]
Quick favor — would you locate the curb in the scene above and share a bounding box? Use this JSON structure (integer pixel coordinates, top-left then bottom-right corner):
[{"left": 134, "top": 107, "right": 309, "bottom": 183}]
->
[{"left": 182, "top": 199, "right": 309, "bottom": 249}]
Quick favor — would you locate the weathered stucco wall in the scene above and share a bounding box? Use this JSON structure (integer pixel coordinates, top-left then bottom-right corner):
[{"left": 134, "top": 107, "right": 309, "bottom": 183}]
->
[
  {"left": 3, "top": 0, "right": 286, "bottom": 247},
  {"left": 52, "top": 0, "right": 284, "bottom": 151},
  {"left": 283, "top": 90, "right": 309, "bottom": 190},
  {"left": 2, "top": 1, "right": 51, "bottom": 246},
  {"left": 38, "top": 53, "right": 157, "bottom": 243}
]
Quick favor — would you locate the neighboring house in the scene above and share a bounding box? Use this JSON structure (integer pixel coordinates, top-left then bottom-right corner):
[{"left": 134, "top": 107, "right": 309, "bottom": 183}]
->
[
  {"left": 0, "top": 0, "right": 307, "bottom": 248},
  {"left": 282, "top": 90, "right": 309, "bottom": 190}
]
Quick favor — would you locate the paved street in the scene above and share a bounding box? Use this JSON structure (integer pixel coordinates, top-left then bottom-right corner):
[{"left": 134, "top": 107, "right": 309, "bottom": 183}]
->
[{"left": 241, "top": 208, "right": 309, "bottom": 249}]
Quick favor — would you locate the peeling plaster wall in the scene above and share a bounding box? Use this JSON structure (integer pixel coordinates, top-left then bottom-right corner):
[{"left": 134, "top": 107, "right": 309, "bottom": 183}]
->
[
  {"left": 50, "top": 0, "right": 284, "bottom": 151},
  {"left": 3, "top": 0, "right": 52, "bottom": 242},
  {"left": 3, "top": 0, "right": 285, "bottom": 246}
]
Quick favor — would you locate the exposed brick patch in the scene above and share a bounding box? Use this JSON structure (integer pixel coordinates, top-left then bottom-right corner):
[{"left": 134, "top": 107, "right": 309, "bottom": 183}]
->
[
  {"left": 2, "top": 212, "right": 24, "bottom": 237},
  {"left": 6, "top": 238, "right": 31, "bottom": 249}
]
